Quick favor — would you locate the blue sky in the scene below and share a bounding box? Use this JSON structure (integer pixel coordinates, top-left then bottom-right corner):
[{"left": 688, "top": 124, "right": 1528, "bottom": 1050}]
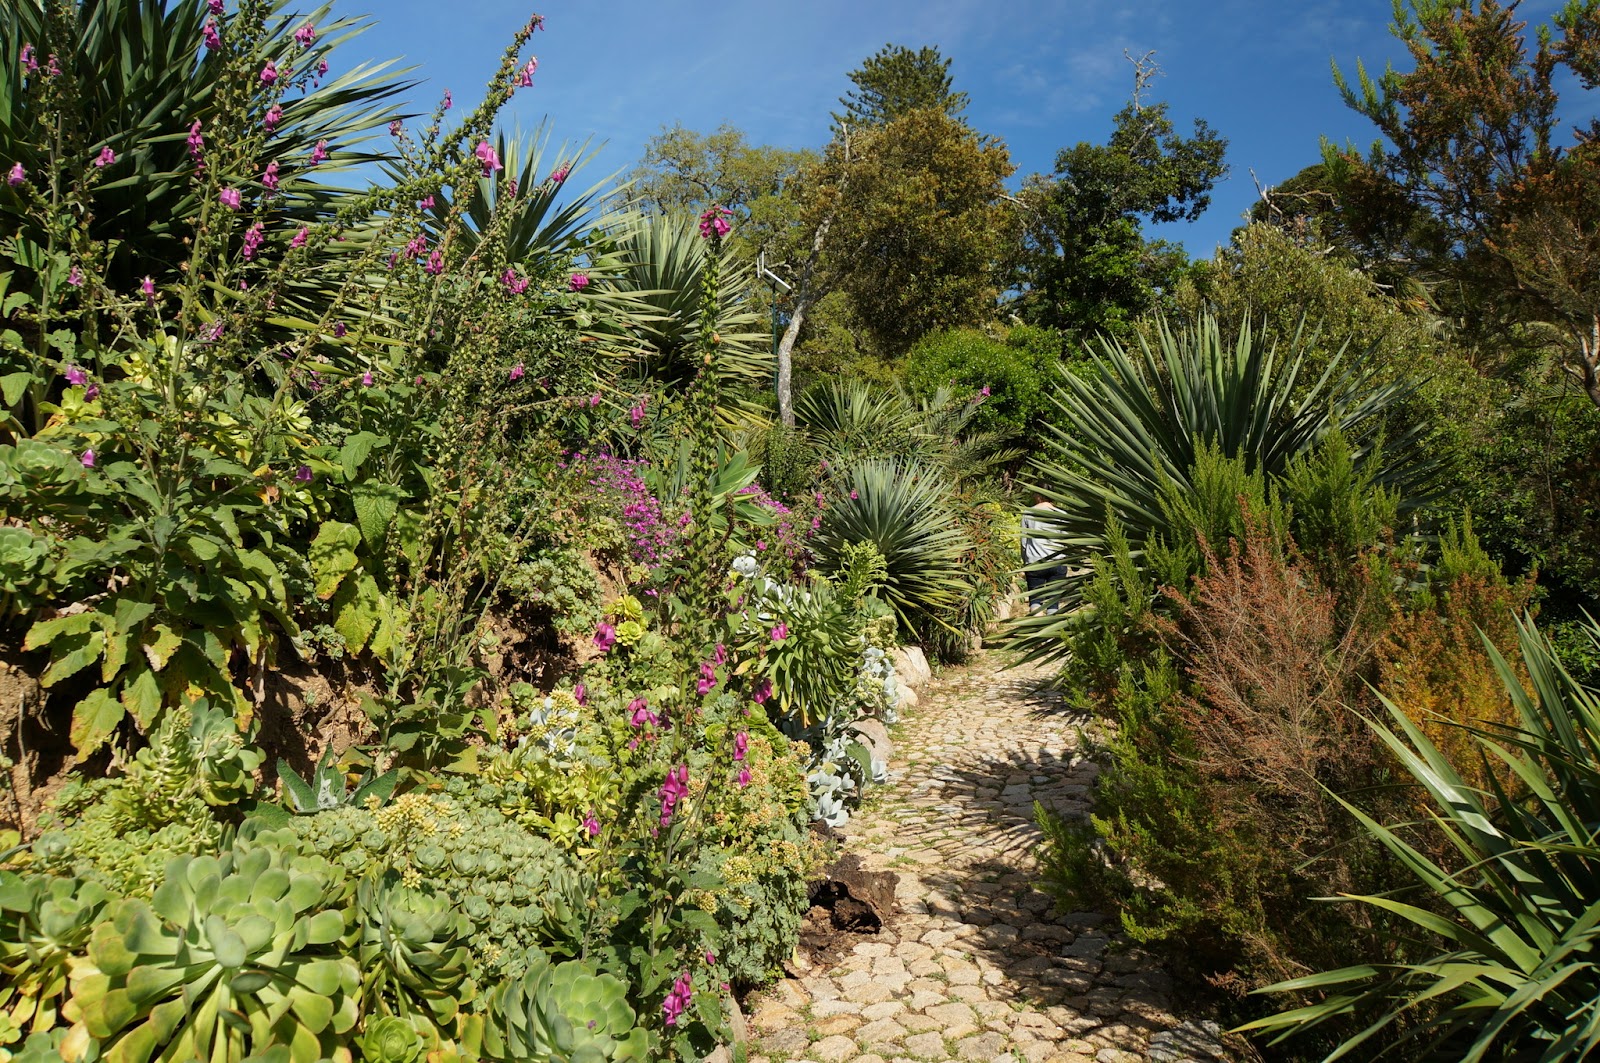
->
[{"left": 340, "top": 0, "right": 1593, "bottom": 258}]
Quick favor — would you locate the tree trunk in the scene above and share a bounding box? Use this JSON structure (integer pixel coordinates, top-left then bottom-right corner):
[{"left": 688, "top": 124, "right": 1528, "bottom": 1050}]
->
[
  {"left": 1572, "top": 313, "right": 1600, "bottom": 410},
  {"left": 776, "top": 127, "right": 851, "bottom": 428},
  {"left": 775, "top": 212, "right": 834, "bottom": 427}
]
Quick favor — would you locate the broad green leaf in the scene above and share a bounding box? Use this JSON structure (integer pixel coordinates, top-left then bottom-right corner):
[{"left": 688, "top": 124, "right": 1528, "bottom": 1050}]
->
[
  {"left": 141, "top": 624, "right": 184, "bottom": 671},
  {"left": 330, "top": 570, "right": 382, "bottom": 654},
  {"left": 41, "top": 631, "right": 106, "bottom": 687},
  {"left": 0, "top": 372, "right": 31, "bottom": 407},
  {"left": 350, "top": 481, "right": 402, "bottom": 550},
  {"left": 338, "top": 432, "right": 387, "bottom": 480},
  {"left": 23, "top": 610, "right": 97, "bottom": 651},
  {"left": 121, "top": 667, "right": 163, "bottom": 729},
  {"left": 71, "top": 688, "right": 125, "bottom": 755},
  {"left": 309, "top": 522, "right": 361, "bottom": 600}
]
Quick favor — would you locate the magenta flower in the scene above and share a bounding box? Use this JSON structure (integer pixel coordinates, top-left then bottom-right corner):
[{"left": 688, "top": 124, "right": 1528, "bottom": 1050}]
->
[
  {"left": 662, "top": 971, "right": 692, "bottom": 1026},
  {"left": 588, "top": 393, "right": 601, "bottom": 407},
  {"left": 697, "top": 205, "right": 733, "bottom": 240},
  {"left": 294, "top": 21, "right": 316, "bottom": 47},
  {"left": 593, "top": 621, "right": 617, "bottom": 652},
  {"left": 310, "top": 139, "right": 329, "bottom": 165},
  {"left": 263, "top": 105, "right": 283, "bottom": 133},
  {"left": 629, "top": 398, "right": 647, "bottom": 429},
  {"left": 442, "top": 89, "right": 452, "bottom": 110},
  {"left": 752, "top": 678, "right": 772, "bottom": 705},
  {"left": 568, "top": 272, "right": 590, "bottom": 292},
  {"left": 45, "top": 54, "right": 59, "bottom": 77},
  {"left": 550, "top": 163, "right": 570, "bottom": 184},
  {"left": 418, "top": 194, "right": 435, "bottom": 210},
  {"left": 696, "top": 661, "right": 717, "bottom": 697},
  {"left": 705, "top": 950, "right": 716, "bottom": 965},
  {"left": 738, "top": 767, "right": 751, "bottom": 787},
  {"left": 573, "top": 682, "right": 587, "bottom": 705},
  {"left": 425, "top": 249, "right": 444, "bottom": 274},
  {"left": 7, "top": 162, "right": 24, "bottom": 186},
  {"left": 19, "top": 45, "right": 37, "bottom": 72},
  {"left": 81, "top": 449, "right": 95, "bottom": 469},
  {"left": 64, "top": 366, "right": 87, "bottom": 386},
  {"left": 628, "top": 697, "right": 658, "bottom": 728},
  {"left": 517, "top": 57, "right": 537, "bottom": 87},
  {"left": 850, "top": 490, "right": 859, "bottom": 499},
  {"left": 316, "top": 58, "right": 328, "bottom": 78},
  {"left": 291, "top": 226, "right": 308, "bottom": 249},
  {"left": 361, "top": 370, "right": 374, "bottom": 387},
  {"left": 85, "top": 384, "right": 99, "bottom": 400},
  {"left": 499, "top": 268, "right": 529, "bottom": 295},
  {"left": 67, "top": 266, "right": 83, "bottom": 287},
  {"left": 241, "top": 222, "right": 265, "bottom": 261},
  {"left": 203, "top": 19, "right": 221, "bottom": 50},
  {"left": 509, "top": 363, "right": 525, "bottom": 381},
  {"left": 583, "top": 812, "right": 600, "bottom": 838},
  {"left": 714, "top": 643, "right": 727, "bottom": 665},
  {"left": 141, "top": 276, "right": 156, "bottom": 303},
  {"left": 187, "top": 120, "right": 205, "bottom": 165},
  {"left": 93, "top": 146, "right": 115, "bottom": 168},
  {"left": 261, "top": 161, "right": 280, "bottom": 191},
  {"left": 207, "top": 0, "right": 223, "bottom": 13},
  {"left": 733, "top": 731, "right": 748, "bottom": 762},
  {"left": 219, "top": 187, "right": 241, "bottom": 210},
  {"left": 332, "top": 322, "right": 347, "bottom": 338},
  {"left": 295, "top": 464, "right": 313, "bottom": 483},
  {"left": 770, "top": 623, "right": 788, "bottom": 642},
  {"left": 259, "top": 60, "right": 278, "bottom": 84},
  {"left": 475, "top": 141, "right": 503, "bottom": 176},
  {"left": 659, "top": 765, "right": 689, "bottom": 827}
]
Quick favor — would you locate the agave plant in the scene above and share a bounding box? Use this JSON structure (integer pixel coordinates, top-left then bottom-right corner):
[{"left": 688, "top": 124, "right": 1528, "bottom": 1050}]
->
[
  {"left": 483, "top": 954, "right": 649, "bottom": 1063},
  {"left": 813, "top": 459, "right": 972, "bottom": 640},
  {"left": 1243, "top": 614, "right": 1600, "bottom": 1060},
  {"left": 419, "top": 125, "right": 612, "bottom": 278},
  {"left": 277, "top": 749, "right": 397, "bottom": 814},
  {"left": 793, "top": 381, "right": 1017, "bottom": 490},
  {"left": 354, "top": 876, "right": 474, "bottom": 1032},
  {"left": 0, "top": 874, "right": 112, "bottom": 1040},
  {"left": 65, "top": 847, "right": 358, "bottom": 1063},
  {"left": 0, "top": 0, "right": 413, "bottom": 290},
  {"left": 1009, "top": 314, "right": 1427, "bottom": 662}
]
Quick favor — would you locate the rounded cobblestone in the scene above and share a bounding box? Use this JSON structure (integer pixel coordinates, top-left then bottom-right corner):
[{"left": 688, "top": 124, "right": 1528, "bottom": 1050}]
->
[{"left": 743, "top": 654, "right": 1236, "bottom": 1062}]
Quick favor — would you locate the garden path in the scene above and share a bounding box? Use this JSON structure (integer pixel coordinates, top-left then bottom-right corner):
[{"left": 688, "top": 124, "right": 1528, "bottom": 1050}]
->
[{"left": 743, "top": 652, "right": 1235, "bottom": 1063}]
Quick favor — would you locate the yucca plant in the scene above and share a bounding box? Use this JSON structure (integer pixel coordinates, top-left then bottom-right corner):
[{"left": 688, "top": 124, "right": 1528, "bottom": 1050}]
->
[
  {"left": 1243, "top": 614, "right": 1600, "bottom": 1061},
  {"left": 813, "top": 459, "right": 971, "bottom": 640},
  {"left": 0, "top": 0, "right": 414, "bottom": 291},
  {"left": 582, "top": 210, "right": 772, "bottom": 428},
  {"left": 1009, "top": 313, "right": 1427, "bottom": 663}
]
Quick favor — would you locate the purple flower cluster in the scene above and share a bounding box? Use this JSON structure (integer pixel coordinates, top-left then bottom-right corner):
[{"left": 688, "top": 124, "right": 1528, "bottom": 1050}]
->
[
  {"left": 562, "top": 452, "right": 678, "bottom": 570},
  {"left": 659, "top": 764, "right": 688, "bottom": 827},
  {"left": 734, "top": 482, "right": 811, "bottom": 567}
]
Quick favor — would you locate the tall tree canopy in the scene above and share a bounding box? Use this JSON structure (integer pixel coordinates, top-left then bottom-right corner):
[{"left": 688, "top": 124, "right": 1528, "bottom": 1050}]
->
[
  {"left": 1320, "top": 0, "right": 1600, "bottom": 396},
  {"left": 1014, "top": 60, "right": 1227, "bottom": 339},
  {"left": 626, "top": 123, "right": 815, "bottom": 259},
  {"left": 834, "top": 44, "right": 968, "bottom": 126}
]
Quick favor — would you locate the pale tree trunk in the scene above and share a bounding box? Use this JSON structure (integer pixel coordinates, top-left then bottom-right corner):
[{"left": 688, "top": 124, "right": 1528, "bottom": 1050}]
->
[
  {"left": 776, "top": 212, "right": 834, "bottom": 427},
  {"left": 776, "top": 127, "right": 851, "bottom": 428},
  {"left": 1570, "top": 312, "right": 1600, "bottom": 410}
]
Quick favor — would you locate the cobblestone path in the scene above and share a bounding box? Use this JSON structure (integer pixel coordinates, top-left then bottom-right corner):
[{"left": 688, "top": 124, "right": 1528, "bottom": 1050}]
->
[{"left": 744, "top": 653, "right": 1233, "bottom": 1063}]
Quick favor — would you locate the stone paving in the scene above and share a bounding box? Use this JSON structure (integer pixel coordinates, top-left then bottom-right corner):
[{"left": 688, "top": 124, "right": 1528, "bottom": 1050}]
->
[{"left": 744, "top": 653, "right": 1235, "bottom": 1063}]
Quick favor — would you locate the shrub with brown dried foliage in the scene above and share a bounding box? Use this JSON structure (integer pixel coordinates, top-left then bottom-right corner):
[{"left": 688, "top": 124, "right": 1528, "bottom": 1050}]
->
[{"left": 1376, "top": 524, "right": 1536, "bottom": 791}]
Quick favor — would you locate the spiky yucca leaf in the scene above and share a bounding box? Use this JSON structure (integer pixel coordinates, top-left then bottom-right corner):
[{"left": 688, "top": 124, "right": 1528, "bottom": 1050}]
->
[
  {"left": 0, "top": 0, "right": 414, "bottom": 287},
  {"left": 813, "top": 459, "right": 971, "bottom": 637},
  {"left": 1242, "top": 614, "right": 1600, "bottom": 1062},
  {"left": 1009, "top": 314, "right": 1426, "bottom": 663},
  {"left": 580, "top": 210, "right": 772, "bottom": 427}
]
